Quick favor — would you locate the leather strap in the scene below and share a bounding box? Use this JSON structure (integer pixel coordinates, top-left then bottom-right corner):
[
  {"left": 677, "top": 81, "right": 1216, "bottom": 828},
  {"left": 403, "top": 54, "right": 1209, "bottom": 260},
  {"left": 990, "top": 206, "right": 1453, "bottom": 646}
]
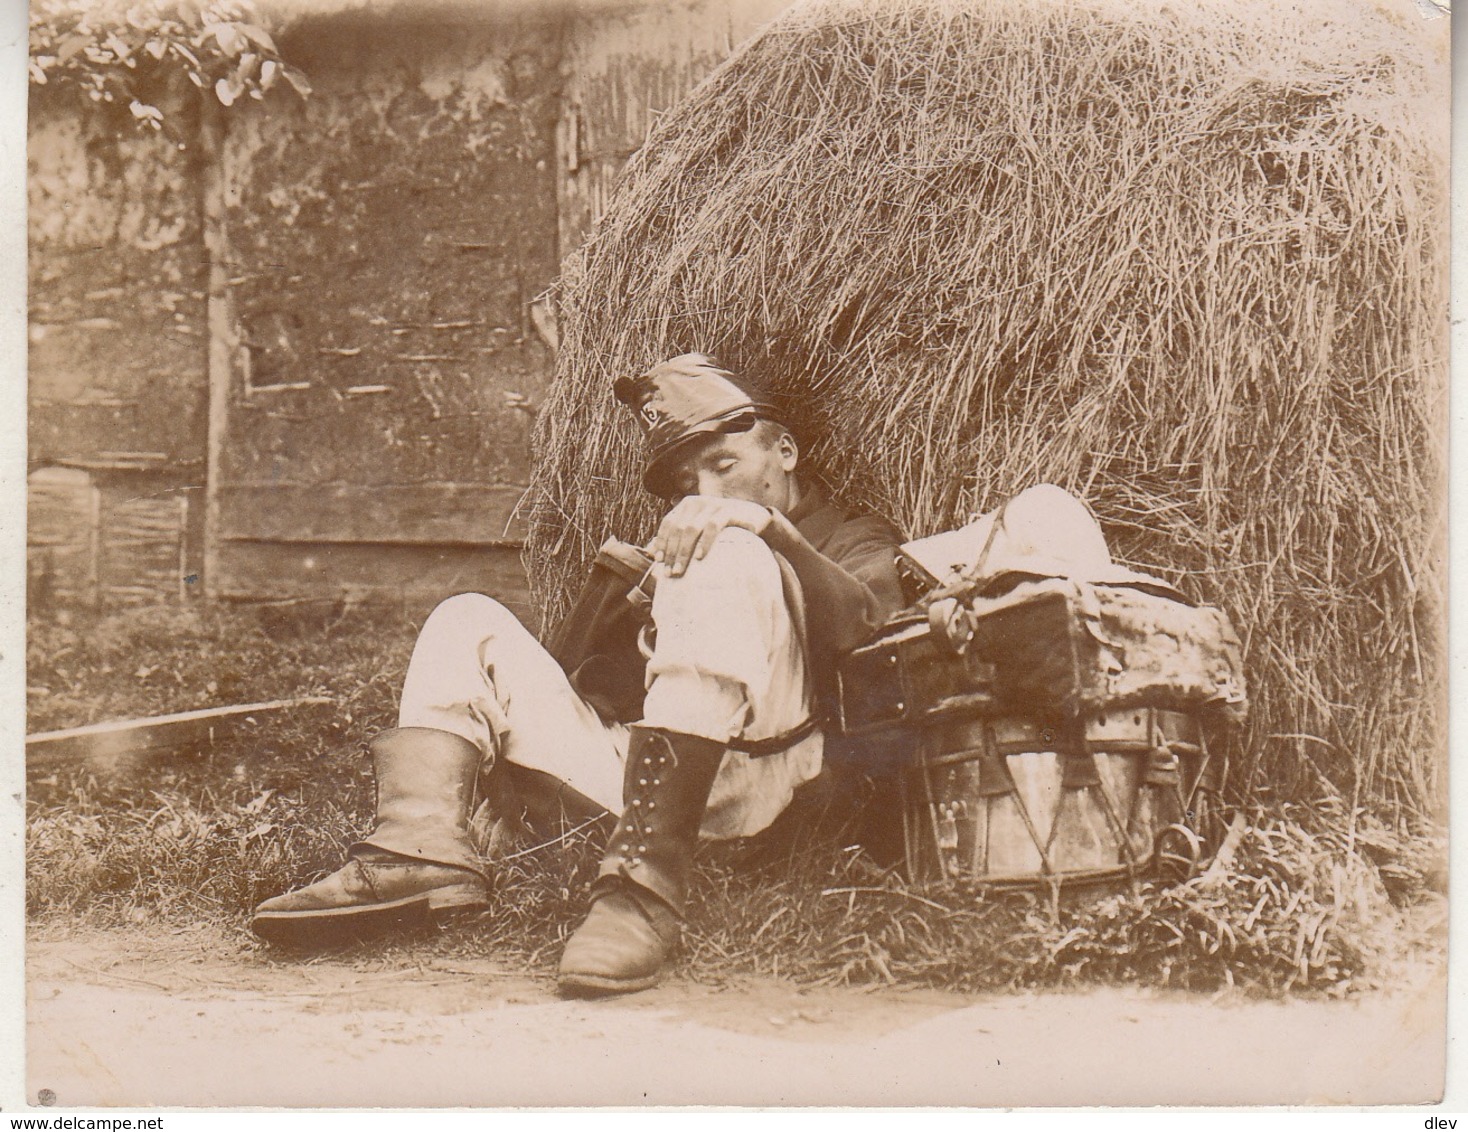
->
[{"left": 726, "top": 716, "right": 820, "bottom": 758}]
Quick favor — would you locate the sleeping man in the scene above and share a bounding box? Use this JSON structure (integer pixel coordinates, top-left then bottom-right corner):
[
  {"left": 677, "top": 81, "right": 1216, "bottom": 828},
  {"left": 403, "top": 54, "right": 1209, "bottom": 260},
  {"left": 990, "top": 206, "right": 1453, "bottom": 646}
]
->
[{"left": 251, "top": 353, "right": 907, "bottom": 997}]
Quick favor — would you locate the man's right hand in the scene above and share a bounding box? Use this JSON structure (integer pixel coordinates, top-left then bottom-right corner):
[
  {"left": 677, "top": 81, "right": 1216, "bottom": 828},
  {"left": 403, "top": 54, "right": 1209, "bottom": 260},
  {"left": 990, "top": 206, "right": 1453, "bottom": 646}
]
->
[{"left": 651, "top": 496, "right": 773, "bottom": 578}]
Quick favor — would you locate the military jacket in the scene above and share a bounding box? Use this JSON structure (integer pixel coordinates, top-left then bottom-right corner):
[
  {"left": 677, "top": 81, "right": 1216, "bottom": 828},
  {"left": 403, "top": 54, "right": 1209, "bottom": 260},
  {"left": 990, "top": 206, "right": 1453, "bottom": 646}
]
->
[{"left": 546, "top": 484, "right": 905, "bottom": 725}]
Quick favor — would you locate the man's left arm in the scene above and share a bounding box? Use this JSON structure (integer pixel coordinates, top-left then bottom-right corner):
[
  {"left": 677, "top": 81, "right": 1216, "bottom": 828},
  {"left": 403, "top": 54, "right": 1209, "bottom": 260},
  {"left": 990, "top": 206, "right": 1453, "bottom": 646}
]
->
[{"left": 761, "top": 510, "right": 905, "bottom": 670}]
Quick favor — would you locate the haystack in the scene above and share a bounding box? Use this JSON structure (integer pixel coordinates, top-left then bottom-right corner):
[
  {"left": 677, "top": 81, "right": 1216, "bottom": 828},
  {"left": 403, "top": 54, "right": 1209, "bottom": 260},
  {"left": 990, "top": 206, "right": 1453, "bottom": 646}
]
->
[{"left": 525, "top": 0, "right": 1449, "bottom": 818}]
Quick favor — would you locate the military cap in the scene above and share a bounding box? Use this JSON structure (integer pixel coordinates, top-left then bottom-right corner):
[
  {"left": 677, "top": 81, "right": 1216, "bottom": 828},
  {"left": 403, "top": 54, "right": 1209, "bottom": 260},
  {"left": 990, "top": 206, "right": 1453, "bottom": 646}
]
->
[{"left": 613, "top": 353, "right": 783, "bottom": 497}]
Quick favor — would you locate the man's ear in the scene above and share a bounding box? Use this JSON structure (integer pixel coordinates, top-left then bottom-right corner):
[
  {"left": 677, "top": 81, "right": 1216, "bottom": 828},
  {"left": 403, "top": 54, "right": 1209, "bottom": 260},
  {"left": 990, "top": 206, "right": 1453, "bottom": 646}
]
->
[{"left": 778, "top": 430, "right": 799, "bottom": 472}]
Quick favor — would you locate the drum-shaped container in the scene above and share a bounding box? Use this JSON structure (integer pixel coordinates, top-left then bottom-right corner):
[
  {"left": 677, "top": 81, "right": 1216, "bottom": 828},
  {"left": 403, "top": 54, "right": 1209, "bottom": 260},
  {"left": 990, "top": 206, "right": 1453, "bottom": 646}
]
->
[{"left": 902, "top": 707, "right": 1224, "bottom": 887}]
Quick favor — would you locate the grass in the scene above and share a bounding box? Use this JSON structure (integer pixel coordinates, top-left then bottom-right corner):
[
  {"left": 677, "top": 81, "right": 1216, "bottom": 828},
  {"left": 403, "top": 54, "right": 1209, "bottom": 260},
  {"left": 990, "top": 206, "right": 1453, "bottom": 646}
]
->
[
  {"left": 26, "top": 601, "right": 1445, "bottom": 997},
  {"left": 26, "top": 599, "right": 414, "bottom": 735},
  {"left": 26, "top": 601, "right": 413, "bottom": 920},
  {"left": 680, "top": 804, "right": 1441, "bottom": 995}
]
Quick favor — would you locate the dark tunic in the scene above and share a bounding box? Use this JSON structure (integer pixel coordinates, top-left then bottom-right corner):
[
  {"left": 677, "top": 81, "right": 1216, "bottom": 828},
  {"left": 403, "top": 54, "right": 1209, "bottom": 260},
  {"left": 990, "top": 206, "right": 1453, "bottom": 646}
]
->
[{"left": 546, "top": 484, "right": 905, "bottom": 726}]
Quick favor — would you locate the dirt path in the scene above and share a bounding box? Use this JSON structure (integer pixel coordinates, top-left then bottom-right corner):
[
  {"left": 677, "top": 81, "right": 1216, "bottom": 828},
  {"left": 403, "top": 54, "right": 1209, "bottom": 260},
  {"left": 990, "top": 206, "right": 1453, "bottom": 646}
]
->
[{"left": 25, "top": 929, "right": 1447, "bottom": 1109}]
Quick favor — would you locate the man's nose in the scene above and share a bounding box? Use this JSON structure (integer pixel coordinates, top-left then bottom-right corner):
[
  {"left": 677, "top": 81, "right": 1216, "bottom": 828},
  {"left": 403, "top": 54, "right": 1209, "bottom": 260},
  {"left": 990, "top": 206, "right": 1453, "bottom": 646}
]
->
[{"left": 695, "top": 470, "right": 726, "bottom": 497}]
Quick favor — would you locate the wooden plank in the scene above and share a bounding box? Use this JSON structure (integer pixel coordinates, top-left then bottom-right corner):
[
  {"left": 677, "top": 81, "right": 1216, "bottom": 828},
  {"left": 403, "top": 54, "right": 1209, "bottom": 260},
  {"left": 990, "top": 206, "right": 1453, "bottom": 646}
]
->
[
  {"left": 557, "top": 0, "right": 788, "bottom": 259},
  {"left": 216, "top": 482, "right": 529, "bottom": 545},
  {"left": 214, "top": 540, "right": 532, "bottom": 621},
  {"left": 26, "top": 697, "right": 334, "bottom": 773},
  {"left": 178, "top": 493, "right": 190, "bottom": 602},
  {"left": 85, "top": 477, "right": 102, "bottom": 607}
]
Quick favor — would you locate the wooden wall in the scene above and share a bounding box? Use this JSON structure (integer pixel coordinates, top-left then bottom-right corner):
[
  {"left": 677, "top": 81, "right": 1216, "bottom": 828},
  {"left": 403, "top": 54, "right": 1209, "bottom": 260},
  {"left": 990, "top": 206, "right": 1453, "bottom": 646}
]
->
[
  {"left": 27, "top": 0, "right": 790, "bottom": 611},
  {"left": 558, "top": 0, "right": 788, "bottom": 259},
  {"left": 27, "top": 85, "right": 208, "bottom": 474},
  {"left": 28, "top": 466, "right": 196, "bottom": 608},
  {"left": 204, "top": 6, "right": 566, "bottom": 614}
]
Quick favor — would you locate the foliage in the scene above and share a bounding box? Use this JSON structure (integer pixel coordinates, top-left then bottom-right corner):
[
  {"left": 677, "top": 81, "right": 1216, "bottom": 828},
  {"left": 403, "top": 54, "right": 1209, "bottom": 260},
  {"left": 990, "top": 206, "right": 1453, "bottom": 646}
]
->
[{"left": 29, "top": 0, "right": 309, "bottom": 128}]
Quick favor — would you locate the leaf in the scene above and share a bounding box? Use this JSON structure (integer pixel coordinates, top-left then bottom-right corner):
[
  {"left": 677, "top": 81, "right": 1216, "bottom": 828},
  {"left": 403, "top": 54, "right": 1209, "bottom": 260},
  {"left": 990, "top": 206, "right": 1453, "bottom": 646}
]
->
[
  {"left": 236, "top": 22, "right": 278, "bottom": 55},
  {"left": 170, "top": 41, "right": 201, "bottom": 69},
  {"left": 144, "top": 38, "right": 167, "bottom": 60},
  {"left": 281, "top": 63, "right": 311, "bottom": 98},
  {"left": 29, "top": 60, "right": 48, "bottom": 85},
  {"left": 56, "top": 33, "right": 92, "bottom": 64},
  {"left": 259, "top": 57, "right": 277, "bottom": 91},
  {"left": 202, "top": 21, "right": 246, "bottom": 57},
  {"left": 214, "top": 76, "right": 239, "bottom": 106}
]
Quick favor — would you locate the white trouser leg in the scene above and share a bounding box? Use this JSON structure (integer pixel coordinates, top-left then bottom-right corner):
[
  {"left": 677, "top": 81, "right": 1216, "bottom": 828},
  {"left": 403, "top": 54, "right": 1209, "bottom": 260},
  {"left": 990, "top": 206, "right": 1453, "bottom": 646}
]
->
[
  {"left": 397, "top": 593, "right": 628, "bottom": 813},
  {"left": 396, "top": 528, "right": 821, "bottom": 841},
  {"left": 643, "top": 527, "right": 822, "bottom": 840}
]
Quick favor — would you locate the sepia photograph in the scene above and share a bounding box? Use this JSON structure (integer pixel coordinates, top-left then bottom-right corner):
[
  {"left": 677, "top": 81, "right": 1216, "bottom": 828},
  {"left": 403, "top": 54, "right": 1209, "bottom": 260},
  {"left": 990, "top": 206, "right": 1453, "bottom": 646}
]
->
[{"left": 16, "top": 0, "right": 1453, "bottom": 1110}]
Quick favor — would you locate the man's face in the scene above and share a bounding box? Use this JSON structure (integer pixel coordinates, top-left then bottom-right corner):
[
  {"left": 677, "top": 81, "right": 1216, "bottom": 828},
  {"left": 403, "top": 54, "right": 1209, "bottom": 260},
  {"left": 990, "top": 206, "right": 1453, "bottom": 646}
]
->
[{"left": 664, "top": 421, "right": 798, "bottom": 510}]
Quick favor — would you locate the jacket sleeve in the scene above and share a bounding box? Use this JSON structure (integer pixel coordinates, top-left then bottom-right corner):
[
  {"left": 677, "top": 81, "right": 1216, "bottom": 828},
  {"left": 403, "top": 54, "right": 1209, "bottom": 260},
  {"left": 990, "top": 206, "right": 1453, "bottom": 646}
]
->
[
  {"left": 761, "top": 509, "right": 906, "bottom": 672},
  {"left": 544, "top": 541, "right": 656, "bottom": 724}
]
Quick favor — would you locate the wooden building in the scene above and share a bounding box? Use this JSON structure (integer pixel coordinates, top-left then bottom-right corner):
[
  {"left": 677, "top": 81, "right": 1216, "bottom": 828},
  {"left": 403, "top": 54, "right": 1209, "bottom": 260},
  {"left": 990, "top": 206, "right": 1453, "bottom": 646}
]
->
[{"left": 27, "top": 0, "right": 787, "bottom": 616}]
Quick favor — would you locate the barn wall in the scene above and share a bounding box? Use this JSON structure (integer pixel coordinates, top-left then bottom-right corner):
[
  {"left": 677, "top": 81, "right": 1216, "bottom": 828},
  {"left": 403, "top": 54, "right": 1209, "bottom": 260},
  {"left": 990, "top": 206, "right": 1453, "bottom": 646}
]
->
[
  {"left": 204, "top": 8, "right": 570, "bottom": 612},
  {"left": 28, "top": 466, "right": 197, "bottom": 609},
  {"left": 27, "top": 86, "right": 209, "bottom": 607},
  {"left": 28, "top": 89, "right": 209, "bottom": 471},
  {"left": 558, "top": 0, "right": 789, "bottom": 258},
  {"left": 27, "top": 0, "right": 788, "bottom": 610}
]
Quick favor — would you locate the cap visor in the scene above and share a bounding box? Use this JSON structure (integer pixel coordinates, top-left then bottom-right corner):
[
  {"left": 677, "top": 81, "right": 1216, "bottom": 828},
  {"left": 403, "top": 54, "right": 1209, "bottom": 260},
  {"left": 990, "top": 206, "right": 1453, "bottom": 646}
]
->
[{"left": 642, "top": 411, "right": 761, "bottom": 497}]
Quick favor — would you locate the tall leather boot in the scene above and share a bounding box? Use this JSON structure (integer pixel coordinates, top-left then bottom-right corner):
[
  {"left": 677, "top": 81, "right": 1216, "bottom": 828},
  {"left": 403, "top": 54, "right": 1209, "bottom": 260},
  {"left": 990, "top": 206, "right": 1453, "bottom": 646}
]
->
[
  {"left": 251, "top": 727, "right": 491, "bottom": 947},
  {"left": 557, "top": 726, "right": 724, "bottom": 997}
]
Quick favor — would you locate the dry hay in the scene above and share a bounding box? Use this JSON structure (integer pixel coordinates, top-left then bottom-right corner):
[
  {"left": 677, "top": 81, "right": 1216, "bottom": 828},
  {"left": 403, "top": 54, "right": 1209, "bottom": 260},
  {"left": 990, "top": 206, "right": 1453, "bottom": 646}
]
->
[{"left": 525, "top": 0, "right": 1449, "bottom": 818}]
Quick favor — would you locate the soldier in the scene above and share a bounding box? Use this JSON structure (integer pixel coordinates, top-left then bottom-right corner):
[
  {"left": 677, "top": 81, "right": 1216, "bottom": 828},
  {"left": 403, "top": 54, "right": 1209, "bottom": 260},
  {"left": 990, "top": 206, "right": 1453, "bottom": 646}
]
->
[{"left": 251, "top": 353, "right": 906, "bottom": 997}]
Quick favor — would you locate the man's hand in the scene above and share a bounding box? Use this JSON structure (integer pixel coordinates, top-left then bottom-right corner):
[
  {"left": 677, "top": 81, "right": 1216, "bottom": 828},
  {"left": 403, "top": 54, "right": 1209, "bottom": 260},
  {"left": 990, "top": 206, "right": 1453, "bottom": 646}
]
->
[{"left": 652, "top": 496, "right": 773, "bottom": 577}]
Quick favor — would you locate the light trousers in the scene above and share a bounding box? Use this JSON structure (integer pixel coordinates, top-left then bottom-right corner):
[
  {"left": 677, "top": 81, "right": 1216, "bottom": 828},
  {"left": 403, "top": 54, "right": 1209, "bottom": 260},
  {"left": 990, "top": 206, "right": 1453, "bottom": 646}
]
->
[{"left": 397, "top": 528, "right": 823, "bottom": 840}]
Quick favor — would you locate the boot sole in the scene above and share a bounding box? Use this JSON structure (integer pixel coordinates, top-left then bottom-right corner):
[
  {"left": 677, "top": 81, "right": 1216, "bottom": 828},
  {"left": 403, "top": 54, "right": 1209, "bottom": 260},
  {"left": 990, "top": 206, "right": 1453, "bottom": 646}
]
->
[
  {"left": 556, "top": 970, "right": 661, "bottom": 998},
  {"left": 251, "top": 886, "right": 490, "bottom": 949}
]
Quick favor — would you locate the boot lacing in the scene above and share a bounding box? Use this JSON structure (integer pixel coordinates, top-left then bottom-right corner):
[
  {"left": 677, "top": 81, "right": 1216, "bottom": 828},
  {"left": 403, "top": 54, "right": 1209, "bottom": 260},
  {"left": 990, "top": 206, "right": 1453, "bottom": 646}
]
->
[{"left": 621, "top": 738, "right": 677, "bottom": 869}]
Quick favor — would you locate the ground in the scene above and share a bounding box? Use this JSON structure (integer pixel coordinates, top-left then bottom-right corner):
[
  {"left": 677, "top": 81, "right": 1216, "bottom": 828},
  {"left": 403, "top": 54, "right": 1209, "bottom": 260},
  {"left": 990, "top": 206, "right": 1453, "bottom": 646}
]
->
[
  {"left": 27, "top": 924, "right": 1447, "bottom": 1109},
  {"left": 23, "top": 606, "right": 1453, "bottom": 1109}
]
